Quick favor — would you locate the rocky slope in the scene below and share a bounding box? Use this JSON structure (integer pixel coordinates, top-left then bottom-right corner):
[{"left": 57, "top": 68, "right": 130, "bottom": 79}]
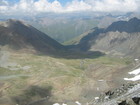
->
[
  {"left": 51, "top": 82, "right": 140, "bottom": 105},
  {"left": 75, "top": 17, "right": 140, "bottom": 58},
  {"left": 94, "top": 83, "right": 140, "bottom": 105}
]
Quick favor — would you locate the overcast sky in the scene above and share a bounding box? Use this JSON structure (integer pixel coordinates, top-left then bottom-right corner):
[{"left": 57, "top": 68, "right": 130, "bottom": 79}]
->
[{"left": 0, "top": 0, "right": 140, "bottom": 16}]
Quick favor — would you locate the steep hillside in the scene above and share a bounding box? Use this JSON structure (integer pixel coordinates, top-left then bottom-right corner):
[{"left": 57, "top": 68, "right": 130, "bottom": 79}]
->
[
  {"left": 75, "top": 17, "right": 140, "bottom": 58},
  {"left": 0, "top": 19, "right": 64, "bottom": 54}
]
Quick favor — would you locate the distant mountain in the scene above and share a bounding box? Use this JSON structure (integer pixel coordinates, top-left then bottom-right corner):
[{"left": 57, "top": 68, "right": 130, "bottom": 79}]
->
[
  {"left": 27, "top": 13, "right": 135, "bottom": 43},
  {"left": 0, "top": 19, "right": 64, "bottom": 54},
  {"left": 106, "top": 17, "right": 140, "bottom": 33},
  {"left": 74, "top": 17, "right": 140, "bottom": 58},
  {"left": 1, "top": 12, "right": 139, "bottom": 43},
  {"left": 27, "top": 17, "right": 99, "bottom": 43}
]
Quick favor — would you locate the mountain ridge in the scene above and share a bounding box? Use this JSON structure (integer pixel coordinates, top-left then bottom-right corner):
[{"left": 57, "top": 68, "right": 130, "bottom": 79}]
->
[
  {"left": 106, "top": 17, "right": 140, "bottom": 33},
  {"left": 0, "top": 19, "right": 65, "bottom": 55},
  {"left": 74, "top": 17, "right": 140, "bottom": 58}
]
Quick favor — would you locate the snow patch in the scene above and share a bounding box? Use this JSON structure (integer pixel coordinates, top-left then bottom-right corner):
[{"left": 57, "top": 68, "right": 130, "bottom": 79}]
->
[
  {"left": 95, "top": 97, "right": 99, "bottom": 100},
  {"left": 124, "top": 75, "right": 140, "bottom": 81},
  {"left": 75, "top": 101, "right": 81, "bottom": 105},
  {"left": 128, "top": 68, "right": 140, "bottom": 75},
  {"left": 135, "top": 59, "right": 139, "bottom": 61},
  {"left": 62, "top": 103, "right": 67, "bottom": 105},
  {"left": 124, "top": 67, "right": 140, "bottom": 81}
]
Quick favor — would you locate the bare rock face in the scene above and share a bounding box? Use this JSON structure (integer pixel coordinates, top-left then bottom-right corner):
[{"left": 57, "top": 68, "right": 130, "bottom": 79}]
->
[
  {"left": 127, "top": 98, "right": 137, "bottom": 105},
  {"left": 132, "top": 97, "right": 140, "bottom": 105},
  {"left": 118, "top": 97, "right": 140, "bottom": 105},
  {"left": 91, "top": 83, "right": 140, "bottom": 105}
]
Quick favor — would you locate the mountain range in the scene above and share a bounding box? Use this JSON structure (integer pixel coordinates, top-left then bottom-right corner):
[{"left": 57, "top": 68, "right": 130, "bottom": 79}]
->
[
  {"left": 1, "top": 17, "right": 140, "bottom": 59},
  {"left": 1, "top": 12, "right": 139, "bottom": 44},
  {"left": 73, "top": 17, "right": 140, "bottom": 58},
  {"left": 0, "top": 17, "right": 140, "bottom": 105}
]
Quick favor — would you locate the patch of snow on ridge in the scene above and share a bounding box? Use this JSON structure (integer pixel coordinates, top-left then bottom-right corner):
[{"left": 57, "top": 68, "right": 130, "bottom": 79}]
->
[
  {"left": 124, "top": 75, "right": 140, "bottom": 81},
  {"left": 135, "top": 59, "right": 139, "bottom": 61},
  {"left": 62, "top": 103, "right": 67, "bottom": 105},
  {"left": 75, "top": 101, "right": 81, "bottom": 105},
  {"left": 128, "top": 68, "right": 140, "bottom": 75},
  {"left": 124, "top": 67, "right": 140, "bottom": 81},
  {"left": 95, "top": 97, "right": 99, "bottom": 100}
]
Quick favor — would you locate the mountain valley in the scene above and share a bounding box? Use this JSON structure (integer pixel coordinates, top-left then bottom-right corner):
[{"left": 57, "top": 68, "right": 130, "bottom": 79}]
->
[{"left": 0, "top": 17, "right": 140, "bottom": 105}]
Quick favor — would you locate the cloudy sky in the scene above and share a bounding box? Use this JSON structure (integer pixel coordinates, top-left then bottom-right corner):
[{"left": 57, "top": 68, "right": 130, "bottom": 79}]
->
[{"left": 0, "top": 0, "right": 140, "bottom": 16}]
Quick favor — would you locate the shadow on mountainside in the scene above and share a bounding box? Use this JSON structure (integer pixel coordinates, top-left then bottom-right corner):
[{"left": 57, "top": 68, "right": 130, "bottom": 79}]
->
[
  {"left": 2, "top": 18, "right": 140, "bottom": 59},
  {"left": 0, "top": 19, "right": 105, "bottom": 59},
  {"left": 66, "top": 17, "right": 140, "bottom": 55},
  {"left": 38, "top": 49, "right": 105, "bottom": 59},
  {"left": 105, "top": 17, "right": 140, "bottom": 33}
]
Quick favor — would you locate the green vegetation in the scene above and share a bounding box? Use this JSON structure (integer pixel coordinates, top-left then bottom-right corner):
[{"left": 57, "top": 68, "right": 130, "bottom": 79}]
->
[{"left": 0, "top": 52, "right": 132, "bottom": 104}]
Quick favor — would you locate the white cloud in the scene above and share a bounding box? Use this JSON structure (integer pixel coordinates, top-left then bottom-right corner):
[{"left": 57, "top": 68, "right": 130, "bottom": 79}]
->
[
  {"left": 0, "top": 0, "right": 9, "bottom": 14},
  {"left": 0, "top": 0, "right": 8, "bottom": 5},
  {"left": 34, "top": 0, "right": 63, "bottom": 13},
  {"left": 0, "top": 0, "right": 140, "bottom": 15},
  {"left": 90, "top": 0, "right": 138, "bottom": 12},
  {"left": 65, "top": 0, "right": 91, "bottom": 12},
  {"left": 0, "top": 6, "right": 7, "bottom": 12}
]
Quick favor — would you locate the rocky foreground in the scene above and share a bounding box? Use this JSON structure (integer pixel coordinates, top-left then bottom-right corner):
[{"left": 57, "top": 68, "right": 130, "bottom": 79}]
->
[
  {"left": 89, "top": 82, "right": 140, "bottom": 105},
  {"left": 52, "top": 82, "right": 140, "bottom": 105}
]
